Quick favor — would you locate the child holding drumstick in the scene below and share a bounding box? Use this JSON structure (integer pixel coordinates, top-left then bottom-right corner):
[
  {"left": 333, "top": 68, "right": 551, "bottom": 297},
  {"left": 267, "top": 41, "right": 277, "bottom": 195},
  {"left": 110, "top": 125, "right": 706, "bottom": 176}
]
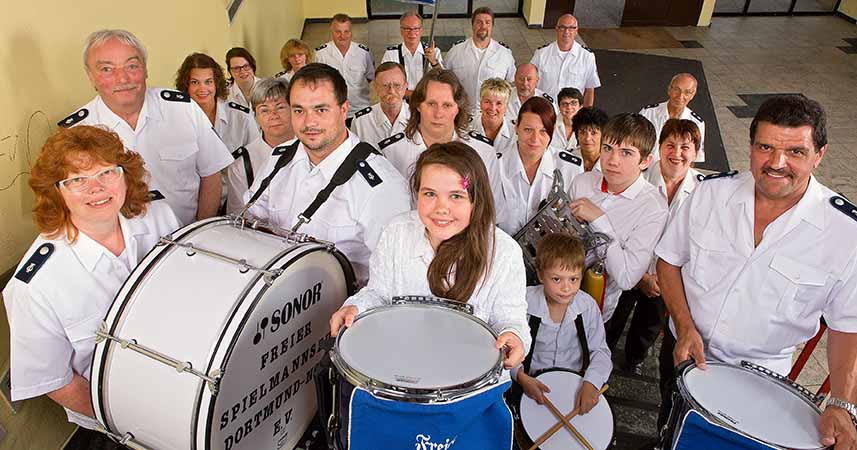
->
[{"left": 329, "top": 141, "right": 530, "bottom": 369}]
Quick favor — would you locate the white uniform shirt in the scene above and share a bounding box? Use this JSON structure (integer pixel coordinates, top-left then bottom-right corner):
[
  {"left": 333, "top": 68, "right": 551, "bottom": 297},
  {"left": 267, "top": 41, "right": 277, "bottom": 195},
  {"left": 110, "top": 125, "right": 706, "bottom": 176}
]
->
[
  {"left": 214, "top": 99, "right": 261, "bottom": 153},
  {"left": 470, "top": 112, "right": 517, "bottom": 154},
  {"left": 344, "top": 210, "right": 530, "bottom": 350},
  {"left": 66, "top": 88, "right": 234, "bottom": 226},
  {"left": 315, "top": 41, "right": 375, "bottom": 117},
  {"left": 2, "top": 201, "right": 179, "bottom": 429},
  {"left": 244, "top": 132, "right": 410, "bottom": 282},
  {"left": 227, "top": 76, "right": 262, "bottom": 108},
  {"left": 495, "top": 144, "right": 583, "bottom": 236},
  {"left": 445, "top": 39, "right": 516, "bottom": 112},
  {"left": 639, "top": 101, "right": 706, "bottom": 163},
  {"left": 381, "top": 42, "right": 444, "bottom": 91},
  {"left": 642, "top": 164, "right": 700, "bottom": 274},
  {"left": 549, "top": 119, "right": 578, "bottom": 152},
  {"left": 655, "top": 173, "right": 857, "bottom": 375},
  {"left": 569, "top": 171, "right": 668, "bottom": 321},
  {"left": 349, "top": 103, "right": 410, "bottom": 149},
  {"left": 225, "top": 136, "right": 281, "bottom": 214},
  {"left": 505, "top": 89, "right": 558, "bottom": 124},
  {"left": 510, "top": 287, "right": 612, "bottom": 389},
  {"left": 531, "top": 41, "right": 600, "bottom": 101},
  {"left": 275, "top": 69, "right": 294, "bottom": 82}
]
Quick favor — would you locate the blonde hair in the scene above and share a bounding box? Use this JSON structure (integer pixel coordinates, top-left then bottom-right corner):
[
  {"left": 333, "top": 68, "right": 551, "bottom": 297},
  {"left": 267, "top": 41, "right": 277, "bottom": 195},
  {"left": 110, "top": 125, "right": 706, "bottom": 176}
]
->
[{"left": 479, "top": 78, "right": 512, "bottom": 104}]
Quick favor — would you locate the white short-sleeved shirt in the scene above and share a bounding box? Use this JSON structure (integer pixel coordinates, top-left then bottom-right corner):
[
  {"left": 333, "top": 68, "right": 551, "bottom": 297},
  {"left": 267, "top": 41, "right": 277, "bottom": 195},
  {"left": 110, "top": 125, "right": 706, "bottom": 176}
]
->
[
  {"left": 549, "top": 119, "right": 578, "bottom": 153},
  {"left": 655, "top": 173, "right": 857, "bottom": 375},
  {"left": 225, "top": 136, "right": 283, "bottom": 214},
  {"left": 349, "top": 103, "right": 410, "bottom": 149},
  {"left": 344, "top": 210, "right": 530, "bottom": 350},
  {"left": 445, "top": 39, "right": 516, "bottom": 113},
  {"left": 227, "top": 76, "right": 262, "bottom": 108},
  {"left": 495, "top": 144, "right": 583, "bottom": 236},
  {"left": 642, "top": 164, "right": 700, "bottom": 274},
  {"left": 381, "top": 42, "right": 444, "bottom": 90},
  {"left": 531, "top": 41, "right": 600, "bottom": 101},
  {"left": 510, "top": 287, "right": 612, "bottom": 389},
  {"left": 275, "top": 69, "right": 294, "bottom": 82},
  {"left": 214, "top": 99, "right": 261, "bottom": 154},
  {"left": 63, "top": 88, "right": 234, "bottom": 226},
  {"left": 244, "top": 132, "right": 410, "bottom": 282},
  {"left": 2, "top": 201, "right": 179, "bottom": 429},
  {"left": 639, "top": 101, "right": 706, "bottom": 163},
  {"left": 569, "top": 171, "right": 668, "bottom": 321},
  {"left": 470, "top": 112, "right": 517, "bottom": 154},
  {"left": 315, "top": 41, "right": 375, "bottom": 117},
  {"left": 505, "top": 89, "right": 558, "bottom": 125}
]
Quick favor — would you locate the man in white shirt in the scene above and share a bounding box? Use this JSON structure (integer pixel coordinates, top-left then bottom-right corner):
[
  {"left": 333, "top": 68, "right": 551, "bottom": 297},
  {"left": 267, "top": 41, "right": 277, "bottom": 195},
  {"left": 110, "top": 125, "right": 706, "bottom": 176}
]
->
[
  {"left": 314, "top": 14, "right": 375, "bottom": 122},
  {"left": 531, "top": 14, "right": 600, "bottom": 107},
  {"left": 350, "top": 62, "right": 410, "bottom": 149},
  {"left": 61, "top": 29, "right": 233, "bottom": 226},
  {"left": 506, "top": 63, "right": 557, "bottom": 124},
  {"left": 639, "top": 73, "right": 706, "bottom": 163},
  {"left": 655, "top": 95, "right": 857, "bottom": 447},
  {"left": 381, "top": 11, "right": 442, "bottom": 97},
  {"left": 445, "top": 7, "right": 516, "bottom": 113}
]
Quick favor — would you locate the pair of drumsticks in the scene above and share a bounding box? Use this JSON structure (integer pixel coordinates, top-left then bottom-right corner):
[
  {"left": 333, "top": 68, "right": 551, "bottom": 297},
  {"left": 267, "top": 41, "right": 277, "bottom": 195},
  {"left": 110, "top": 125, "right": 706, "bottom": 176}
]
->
[{"left": 528, "top": 384, "right": 610, "bottom": 450}]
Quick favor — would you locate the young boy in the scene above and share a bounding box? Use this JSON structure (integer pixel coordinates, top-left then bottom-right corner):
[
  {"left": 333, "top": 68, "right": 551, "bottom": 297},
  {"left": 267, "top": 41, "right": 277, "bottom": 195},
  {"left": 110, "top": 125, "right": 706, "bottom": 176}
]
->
[
  {"left": 512, "top": 233, "right": 613, "bottom": 414},
  {"left": 568, "top": 113, "right": 669, "bottom": 324}
]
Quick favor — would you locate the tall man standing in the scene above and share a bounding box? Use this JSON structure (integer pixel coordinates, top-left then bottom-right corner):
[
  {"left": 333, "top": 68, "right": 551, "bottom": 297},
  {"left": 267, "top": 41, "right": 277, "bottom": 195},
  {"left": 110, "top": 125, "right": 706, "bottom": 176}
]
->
[
  {"left": 531, "top": 14, "right": 600, "bottom": 107},
  {"left": 315, "top": 14, "right": 375, "bottom": 123},
  {"left": 381, "top": 11, "right": 443, "bottom": 98}
]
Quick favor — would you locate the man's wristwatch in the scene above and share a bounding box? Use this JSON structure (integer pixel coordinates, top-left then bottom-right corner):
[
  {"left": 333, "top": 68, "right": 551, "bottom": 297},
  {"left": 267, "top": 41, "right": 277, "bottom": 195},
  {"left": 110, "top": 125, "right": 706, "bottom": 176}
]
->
[{"left": 827, "top": 397, "right": 857, "bottom": 425}]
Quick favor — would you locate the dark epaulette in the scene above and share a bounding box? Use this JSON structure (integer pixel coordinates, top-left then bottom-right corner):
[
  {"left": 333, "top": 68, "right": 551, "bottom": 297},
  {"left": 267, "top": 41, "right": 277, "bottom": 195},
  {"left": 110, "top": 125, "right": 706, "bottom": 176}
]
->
[
  {"left": 14, "top": 243, "right": 54, "bottom": 284},
  {"left": 468, "top": 131, "right": 494, "bottom": 146},
  {"left": 232, "top": 146, "right": 247, "bottom": 159},
  {"left": 696, "top": 173, "right": 705, "bottom": 182},
  {"left": 274, "top": 69, "right": 288, "bottom": 78},
  {"left": 379, "top": 132, "right": 405, "bottom": 150},
  {"left": 496, "top": 152, "right": 502, "bottom": 159},
  {"left": 690, "top": 110, "right": 704, "bottom": 122},
  {"left": 148, "top": 190, "right": 166, "bottom": 201},
  {"left": 358, "top": 43, "right": 370, "bottom": 52},
  {"left": 421, "top": 41, "right": 429, "bottom": 48},
  {"left": 830, "top": 196, "right": 857, "bottom": 223},
  {"left": 498, "top": 41, "right": 510, "bottom": 50},
  {"left": 58, "top": 108, "right": 89, "bottom": 128},
  {"left": 582, "top": 46, "right": 594, "bottom": 54},
  {"left": 541, "top": 93, "right": 555, "bottom": 103},
  {"left": 558, "top": 151, "right": 582, "bottom": 166},
  {"left": 453, "top": 39, "right": 466, "bottom": 46},
  {"left": 537, "top": 43, "right": 550, "bottom": 50},
  {"left": 702, "top": 170, "right": 738, "bottom": 181},
  {"left": 315, "top": 43, "right": 328, "bottom": 51},
  {"left": 160, "top": 89, "right": 190, "bottom": 103},
  {"left": 386, "top": 45, "right": 398, "bottom": 51},
  {"left": 228, "top": 102, "right": 250, "bottom": 114},
  {"left": 354, "top": 106, "right": 373, "bottom": 118},
  {"left": 272, "top": 145, "right": 290, "bottom": 156},
  {"left": 356, "top": 160, "right": 383, "bottom": 187},
  {"left": 643, "top": 103, "right": 659, "bottom": 109}
]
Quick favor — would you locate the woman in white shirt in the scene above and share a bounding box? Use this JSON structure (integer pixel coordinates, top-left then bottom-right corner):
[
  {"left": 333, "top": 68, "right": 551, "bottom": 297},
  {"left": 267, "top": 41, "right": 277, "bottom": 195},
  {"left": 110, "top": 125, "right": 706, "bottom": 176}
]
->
[
  {"left": 276, "top": 39, "right": 314, "bottom": 82},
  {"left": 225, "top": 47, "right": 261, "bottom": 107},
  {"left": 550, "top": 87, "right": 584, "bottom": 152},
  {"left": 471, "top": 78, "right": 517, "bottom": 153}
]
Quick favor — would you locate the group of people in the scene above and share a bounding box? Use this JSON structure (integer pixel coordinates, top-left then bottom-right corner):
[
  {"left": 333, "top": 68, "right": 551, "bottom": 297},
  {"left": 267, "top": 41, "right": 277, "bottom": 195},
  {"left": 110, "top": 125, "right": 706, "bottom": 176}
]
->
[{"left": 3, "top": 6, "right": 856, "bottom": 450}]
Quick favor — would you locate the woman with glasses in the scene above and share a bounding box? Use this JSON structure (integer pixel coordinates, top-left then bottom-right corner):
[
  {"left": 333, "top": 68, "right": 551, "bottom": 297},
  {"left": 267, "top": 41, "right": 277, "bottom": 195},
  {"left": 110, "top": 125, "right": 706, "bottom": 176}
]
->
[
  {"left": 2, "top": 126, "right": 179, "bottom": 438},
  {"left": 225, "top": 47, "right": 261, "bottom": 107},
  {"left": 276, "top": 39, "right": 314, "bottom": 82}
]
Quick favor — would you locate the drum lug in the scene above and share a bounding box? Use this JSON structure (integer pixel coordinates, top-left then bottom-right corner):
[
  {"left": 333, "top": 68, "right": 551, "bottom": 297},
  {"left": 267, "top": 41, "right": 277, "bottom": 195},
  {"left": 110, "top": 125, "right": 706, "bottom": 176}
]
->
[
  {"left": 95, "top": 424, "right": 150, "bottom": 450},
  {"left": 207, "top": 369, "right": 223, "bottom": 394},
  {"left": 159, "top": 236, "right": 283, "bottom": 279}
]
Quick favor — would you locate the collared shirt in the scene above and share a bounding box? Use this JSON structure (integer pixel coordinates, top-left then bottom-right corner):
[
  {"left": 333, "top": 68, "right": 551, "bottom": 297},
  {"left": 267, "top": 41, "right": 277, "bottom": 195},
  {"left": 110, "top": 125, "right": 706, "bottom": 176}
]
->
[
  {"left": 275, "top": 70, "right": 294, "bottom": 82},
  {"left": 244, "top": 132, "right": 410, "bottom": 282},
  {"left": 505, "top": 88, "right": 558, "bottom": 124},
  {"left": 569, "top": 171, "right": 668, "bottom": 321},
  {"left": 445, "top": 39, "right": 516, "bottom": 112},
  {"left": 214, "top": 99, "right": 261, "bottom": 153},
  {"left": 655, "top": 173, "right": 857, "bottom": 375},
  {"left": 531, "top": 41, "right": 600, "bottom": 101},
  {"left": 381, "top": 42, "right": 444, "bottom": 90},
  {"left": 495, "top": 144, "right": 583, "bottom": 236},
  {"left": 350, "top": 102, "right": 410, "bottom": 149},
  {"left": 642, "top": 164, "right": 700, "bottom": 274},
  {"left": 470, "top": 112, "right": 517, "bottom": 154},
  {"left": 549, "top": 119, "right": 578, "bottom": 152},
  {"left": 344, "top": 210, "right": 530, "bottom": 350},
  {"left": 315, "top": 41, "right": 375, "bottom": 117},
  {"left": 639, "top": 101, "right": 706, "bottom": 162},
  {"left": 227, "top": 76, "right": 262, "bottom": 108},
  {"left": 2, "top": 201, "right": 179, "bottom": 429},
  {"left": 225, "top": 136, "right": 282, "bottom": 214},
  {"left": 71, "top": 88, "right": 234, "bottom": 226},
  {"left": 510, "top": 287, "right": 612, "bottom": 389}
]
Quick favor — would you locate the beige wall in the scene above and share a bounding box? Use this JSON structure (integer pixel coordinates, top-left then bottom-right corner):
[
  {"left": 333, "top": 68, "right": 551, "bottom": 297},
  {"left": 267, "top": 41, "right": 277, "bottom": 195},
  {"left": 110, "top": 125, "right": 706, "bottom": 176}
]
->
[
  {"left": 522, "top": 0, "right": 547, "bottom": 26},
  {"left": 303, "top": 0, "right": 368, "bottom": 19},
  {"left": 839, "top": 0, "right": 857, "bottom": 19}
]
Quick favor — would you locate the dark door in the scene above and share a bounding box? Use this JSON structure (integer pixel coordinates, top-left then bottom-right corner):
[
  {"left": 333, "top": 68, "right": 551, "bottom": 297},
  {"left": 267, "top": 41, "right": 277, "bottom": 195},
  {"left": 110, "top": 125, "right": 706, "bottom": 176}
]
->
[
  {"left": 621, "top": 0, "right": 703, "bottom": 26},
  {"left": 544, "top": 0, "right": 575, "bottom": 28}
]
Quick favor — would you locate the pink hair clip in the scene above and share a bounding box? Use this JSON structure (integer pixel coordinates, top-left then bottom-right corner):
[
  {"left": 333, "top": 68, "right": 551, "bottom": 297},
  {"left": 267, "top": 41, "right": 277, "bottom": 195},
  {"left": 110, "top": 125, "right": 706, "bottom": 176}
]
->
[{"left": 461, "top": 176, "right": 470, "bottom": 190}]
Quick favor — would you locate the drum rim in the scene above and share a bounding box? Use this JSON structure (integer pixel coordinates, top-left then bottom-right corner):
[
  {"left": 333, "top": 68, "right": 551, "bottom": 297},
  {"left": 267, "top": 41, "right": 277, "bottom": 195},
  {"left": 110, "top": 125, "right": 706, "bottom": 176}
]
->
[{"left": 330, "top": 302, "right": 504, "bottom": 402}]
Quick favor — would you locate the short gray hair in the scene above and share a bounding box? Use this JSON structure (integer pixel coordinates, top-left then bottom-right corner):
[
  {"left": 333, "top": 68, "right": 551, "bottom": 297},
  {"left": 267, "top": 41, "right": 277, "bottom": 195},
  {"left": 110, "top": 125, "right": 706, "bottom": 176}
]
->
[
  {"left": 250, "top": 78, "right": 290, "bottom": 110},
  {"left": 400, "top": 11, "right": 422, "bottom": 24},
  {"left": 83, "top": 29, "right": 148, "bottom": 69}
]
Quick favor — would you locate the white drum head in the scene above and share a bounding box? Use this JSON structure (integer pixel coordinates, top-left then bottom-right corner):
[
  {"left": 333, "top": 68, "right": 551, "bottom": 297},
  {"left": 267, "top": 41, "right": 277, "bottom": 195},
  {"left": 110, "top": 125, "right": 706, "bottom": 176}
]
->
[
  {"left": 683, "top": 364, "right": 823, "bottom": 449},
  {"left": 338, "top": 305, "right": 499, "bottom": 390},
  {"left": 520, "top": 370, "right": 613, "bottom": 450}
]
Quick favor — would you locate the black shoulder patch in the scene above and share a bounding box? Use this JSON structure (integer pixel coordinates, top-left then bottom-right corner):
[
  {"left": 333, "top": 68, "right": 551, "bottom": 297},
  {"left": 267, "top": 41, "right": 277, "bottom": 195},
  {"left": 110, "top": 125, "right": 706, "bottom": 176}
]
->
[
  {"left": 702, "top": 170, "right": 738, "bottom": 181},
  {"left": 160, "top": 90, "right": 190, "bottom": 103},
  {"left": 454, "top": 39, "right": 466, "bottom": 46},
  {"left": 541, "top": 93, "right": 555, "bottom": 103},
  {"left": 315, "top": 43, "right": 327, "bottom": 51},
  {"left": 275, "top": 69, "right": 288, "bottom": 77},
  {"left": 537, "top": 43, "right": 550, "bottom": 50},
  {"left": 582, "top": 46, "right": 594, "bottom": 54},
  {"left": 232, "top": 146, "right": 247, "bottom": 160},
  {"left": 356, "top": 160, "right": 382, "bottom": 187},
  {"left": 358, "top": 44, "right": 370, "bottom": 52},
  {"left": 378, "top": 132, "right": 405, "bottom": 150},
  {"left": 496, "top": 152, "right": 502, "bottom": 159},
  {"left": 498, "top": 41, "right": 510, "bottom": 49},
  {"left": 696, "top": 173, "right": 705, "bottom": 182},
  {"left": 14, "top": 243, "right": 55, "bottom": 284},
  {"left": 355, "top": 106, "right": 373, "bottom": 118},
  {"left": 148, "top": 190, "right": 165, "bottom": 201},
  {"left": 643, "top": 103, "right": 659, "bottom": 109},
  {"left": 272, "top": 145, "right": 289, "bottom": 156},
  {"left": 690, "top": 110, "right": 704, "bottom": 122},
  {"left": 58, "top": 108, "right": 89, "bottom": 128},
  {"left": 228, "top": 102, "right": 250, "bottom": 113},
  {"left": 559, "top": 151, "right": 582, "bottom": 166},
  {"left": 830, "top": 196, "right": 857, "bottom": 223},
  {"left": 468, "top": 131, "right": 493, "bottom": 146},
  {"left": 386, "top": 45, "right": 398, "bottom": 51}
]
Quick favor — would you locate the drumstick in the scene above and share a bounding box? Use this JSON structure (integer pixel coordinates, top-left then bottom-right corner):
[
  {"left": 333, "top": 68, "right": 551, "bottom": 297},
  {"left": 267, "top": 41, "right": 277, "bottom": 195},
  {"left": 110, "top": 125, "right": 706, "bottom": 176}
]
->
[
  {"left": 542, "top": 396, "right": 594, "bottom": 450},
  {"left": 528, "top": 384, "right": 609, "bottom": 450}
]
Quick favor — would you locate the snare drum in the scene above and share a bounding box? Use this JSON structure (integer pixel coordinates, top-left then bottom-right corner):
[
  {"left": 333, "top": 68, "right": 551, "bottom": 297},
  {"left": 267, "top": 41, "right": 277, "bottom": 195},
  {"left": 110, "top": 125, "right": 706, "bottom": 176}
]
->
[
  {"left": 90, "top": 217, "right": 355, "bottom": 450},
  {"left": 518, "top": 369, "right": 614, "bottom": 450},
  {"left": 327, "top": 296, "right": 512, "bottom": 450},
  {"left": 661, "top": 361, "right": 826, "bottom": 450}
]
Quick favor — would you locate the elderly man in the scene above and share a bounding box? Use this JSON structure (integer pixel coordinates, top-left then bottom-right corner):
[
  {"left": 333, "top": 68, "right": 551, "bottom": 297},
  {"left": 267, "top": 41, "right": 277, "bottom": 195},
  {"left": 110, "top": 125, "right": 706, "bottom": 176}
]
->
[
  {"left": 531, "top": 14, "right": 600, "bottom": 107},
  {"left": 315, "top": 14, "right": 375, "bottom": 122},
  {"left": 350, "top": 62, "right": 410, "bottom": 149},
  {"left": 59, "top": 29, "right": 232, "bottom": 226},
  {"left": 639, "top": 73, "right": 706, "bottom": 163},
  {"left": 445, "top": 7, "right": 515, "bottom": 113},
  {"left": 381, "top": 11, "right": 442, "bottom": 97},
  {"left": 506, "top": 63, "right": 558, "bottom": 124},
  {"left": 656, "top": 95, "right": 857, "bottom": 448}
]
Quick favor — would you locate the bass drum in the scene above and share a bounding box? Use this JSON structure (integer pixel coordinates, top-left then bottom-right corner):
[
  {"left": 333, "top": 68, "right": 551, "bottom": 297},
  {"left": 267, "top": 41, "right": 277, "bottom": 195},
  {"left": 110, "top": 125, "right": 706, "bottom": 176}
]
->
[{"left": 90, "top": 217, "right": 355, "bottom": 450}]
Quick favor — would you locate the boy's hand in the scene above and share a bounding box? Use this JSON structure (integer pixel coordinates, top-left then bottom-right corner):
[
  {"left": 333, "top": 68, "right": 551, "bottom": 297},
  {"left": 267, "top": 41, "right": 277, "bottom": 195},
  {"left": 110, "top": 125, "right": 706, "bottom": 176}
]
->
[
  {"left": 519, "top": 372, "right": 551, "bottom": 405},
  {"left": 570, "top": 198, "right": 605, "bottom": 222},
  {"left": 574, "top": 381, "right": 600, "bottom": 414}
]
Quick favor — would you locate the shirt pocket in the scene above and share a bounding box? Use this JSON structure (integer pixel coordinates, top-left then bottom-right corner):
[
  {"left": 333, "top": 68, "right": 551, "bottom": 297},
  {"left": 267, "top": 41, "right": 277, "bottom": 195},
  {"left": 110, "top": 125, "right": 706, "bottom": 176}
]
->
[
  {"left": 769, "top": 254, "right": 828, "bottom": 321},
  {"left": 159, "top": 144, "right": 199, "bottom": 190},
  {"left": 688, "top": 230, "right": 732, "bottom": 290},
  {"left": 313, "top": 213, "right": 361, "bottom": 247}
]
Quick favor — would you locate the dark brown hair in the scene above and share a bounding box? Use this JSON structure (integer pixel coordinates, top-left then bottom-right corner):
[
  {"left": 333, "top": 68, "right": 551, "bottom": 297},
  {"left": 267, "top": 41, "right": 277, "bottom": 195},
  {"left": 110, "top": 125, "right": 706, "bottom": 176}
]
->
[
  {"left": 750, "top": 94, "right": 827, "bottom": 151},
  {"left": 472, "top": 6, "right": 495, "bottom": 24},
  {"left": 410, "top": 142, "right": 496, "bottom": 302},
  {"left": 288, "top": 63, "right": 348, "bottom": 106},
  {"left": 535, "top": 232, "right": 585, "bottom": 273},
  {"left": 602, "top": 113, "right": 657, "bottom": 160},
  {"left": 517, "top": 96, "right": 557, "bottom": 143},
  {"left": 659, "top": 118, "right": 701, "bottom": 151},
  {"left": 405, "top": 69, "right": 471, "bottom": 140},
  {"left": 225, "top": 47, "right": 257, "bottom": 80},
  {"left": 175, "top": 53, "right": 229, "bottom": 101}
]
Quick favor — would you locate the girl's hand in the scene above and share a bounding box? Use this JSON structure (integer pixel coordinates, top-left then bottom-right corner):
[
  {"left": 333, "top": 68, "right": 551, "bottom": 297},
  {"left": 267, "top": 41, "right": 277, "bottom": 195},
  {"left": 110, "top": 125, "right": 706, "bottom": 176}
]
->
[{"left": 496, "top": 332, "right": 525, "bottom": 369}]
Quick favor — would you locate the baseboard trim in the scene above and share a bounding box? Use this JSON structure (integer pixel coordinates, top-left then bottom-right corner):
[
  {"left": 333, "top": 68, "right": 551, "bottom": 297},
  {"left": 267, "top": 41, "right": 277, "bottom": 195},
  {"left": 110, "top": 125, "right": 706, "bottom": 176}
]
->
[{"left": 835, "top": 10, "right": 856, "bottom": 23}]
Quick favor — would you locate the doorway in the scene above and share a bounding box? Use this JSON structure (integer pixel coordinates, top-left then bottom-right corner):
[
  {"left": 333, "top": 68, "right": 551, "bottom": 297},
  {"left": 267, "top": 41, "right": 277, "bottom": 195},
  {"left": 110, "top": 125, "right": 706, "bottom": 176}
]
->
[{"left": 367, "top": 0, "right": 522, "bottom": 19}]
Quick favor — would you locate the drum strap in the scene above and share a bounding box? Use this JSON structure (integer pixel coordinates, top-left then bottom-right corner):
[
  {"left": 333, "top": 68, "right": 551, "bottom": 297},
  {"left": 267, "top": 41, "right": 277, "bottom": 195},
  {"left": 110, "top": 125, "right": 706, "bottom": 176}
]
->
[
  {"left": 521, "top": 313, "right": 590, "bottom": 375},
  {"left": 243, "top": 139, "right": 300, "bottom": 209}
]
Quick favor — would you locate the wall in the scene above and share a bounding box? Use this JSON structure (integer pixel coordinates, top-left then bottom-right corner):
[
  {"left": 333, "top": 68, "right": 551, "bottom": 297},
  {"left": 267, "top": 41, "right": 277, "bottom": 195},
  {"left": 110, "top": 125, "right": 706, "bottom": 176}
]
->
[
  {"left": 698, "top": 0, "right": 716, "bottom": 26},
  {"left": 839, "top": 0, "right": 857, "bottom": 19},
  {"left": 522, "top": 0, "right": 547, "bottom": 26},
  {"left": 303, "top": 0, "right": 368, "bottom": 19}
]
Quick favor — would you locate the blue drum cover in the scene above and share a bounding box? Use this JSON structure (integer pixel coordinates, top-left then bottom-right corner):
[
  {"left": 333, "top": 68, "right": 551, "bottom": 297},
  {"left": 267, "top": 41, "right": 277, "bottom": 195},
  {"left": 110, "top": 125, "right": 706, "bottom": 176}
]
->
[
  {"left": 347, "top": 381, "right": 513, "bottom": 450},
  {"left": 674, "top": 410, "right": 779, "bottom": 450}
]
